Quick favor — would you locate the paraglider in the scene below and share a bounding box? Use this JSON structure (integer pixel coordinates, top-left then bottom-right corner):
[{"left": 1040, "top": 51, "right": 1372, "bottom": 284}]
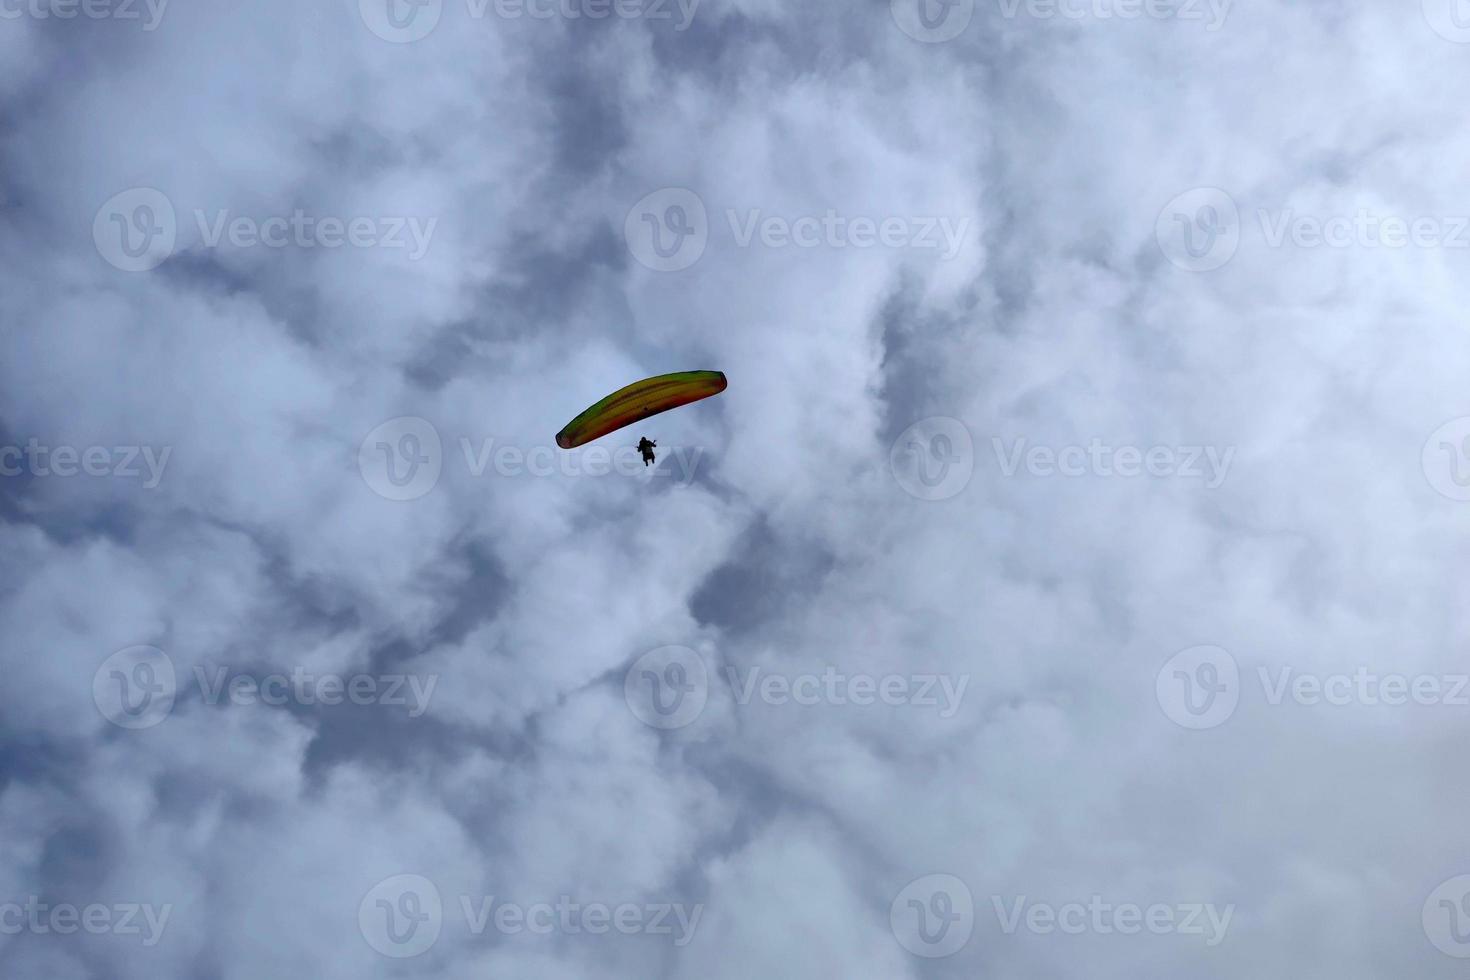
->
[
  {"left": 555, "top": 371, "right": 727, "bottom": 450},
  {"left": 637, "top": 437, "right": 657, "bottom": 466}
]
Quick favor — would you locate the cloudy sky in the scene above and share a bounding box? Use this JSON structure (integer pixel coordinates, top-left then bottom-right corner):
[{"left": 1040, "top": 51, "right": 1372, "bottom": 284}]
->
[{"left": 2, "top": 0, "right": 1469, "bottom": 976}]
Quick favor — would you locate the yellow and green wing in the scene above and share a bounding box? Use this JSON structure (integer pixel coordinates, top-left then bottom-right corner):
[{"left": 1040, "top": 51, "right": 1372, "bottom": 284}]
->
[{"left": 556, "top": 371, "right": 727, "bottom": 449}]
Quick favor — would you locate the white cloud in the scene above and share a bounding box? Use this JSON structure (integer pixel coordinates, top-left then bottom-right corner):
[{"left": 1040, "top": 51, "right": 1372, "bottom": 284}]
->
[{"left": 1, "top": 2, "right": 1467, "bottom": 977}]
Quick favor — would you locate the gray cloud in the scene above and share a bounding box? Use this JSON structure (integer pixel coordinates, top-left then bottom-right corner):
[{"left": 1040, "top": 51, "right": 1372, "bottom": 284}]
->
[{"left": 2, "top": 1, "right": 1468, "bottom": 978}]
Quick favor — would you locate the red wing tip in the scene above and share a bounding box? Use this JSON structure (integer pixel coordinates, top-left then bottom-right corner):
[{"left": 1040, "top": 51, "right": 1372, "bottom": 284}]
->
[{"left": 556, "top": 432, "right": 574, "bottom": 449}]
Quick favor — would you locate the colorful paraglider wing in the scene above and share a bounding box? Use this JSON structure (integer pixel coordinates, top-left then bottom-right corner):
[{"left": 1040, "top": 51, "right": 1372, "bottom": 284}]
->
[{"left": 556, "top": 371, "right": 727, "bottom": 449}]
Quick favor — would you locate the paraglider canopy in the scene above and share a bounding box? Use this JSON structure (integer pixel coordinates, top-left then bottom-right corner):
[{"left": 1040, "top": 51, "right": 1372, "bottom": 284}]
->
[{"left": 556, "top": 371, "right": 727, "bottom": 449}]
